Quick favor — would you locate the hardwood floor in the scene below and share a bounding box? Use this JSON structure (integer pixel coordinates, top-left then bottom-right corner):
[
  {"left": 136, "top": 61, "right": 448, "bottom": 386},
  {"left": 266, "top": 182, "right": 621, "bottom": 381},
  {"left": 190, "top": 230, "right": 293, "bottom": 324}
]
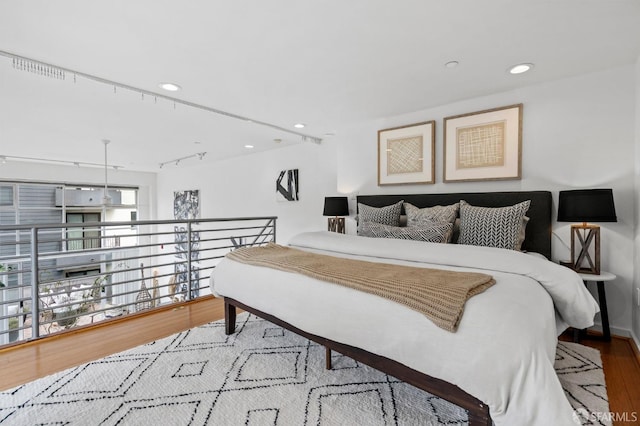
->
[
  {"left": 0, "top": 295, "right": 224, "bottom": 391},
  {"left": 1, "top": 296, "right": 639, "bottom": 425}
]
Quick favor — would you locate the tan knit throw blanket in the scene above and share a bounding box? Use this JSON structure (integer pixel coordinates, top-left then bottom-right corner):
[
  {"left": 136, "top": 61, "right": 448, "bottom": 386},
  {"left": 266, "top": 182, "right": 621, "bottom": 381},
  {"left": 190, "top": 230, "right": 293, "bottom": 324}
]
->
[{"left": 226, "top": 243, "right": 495, "bottom": 332}]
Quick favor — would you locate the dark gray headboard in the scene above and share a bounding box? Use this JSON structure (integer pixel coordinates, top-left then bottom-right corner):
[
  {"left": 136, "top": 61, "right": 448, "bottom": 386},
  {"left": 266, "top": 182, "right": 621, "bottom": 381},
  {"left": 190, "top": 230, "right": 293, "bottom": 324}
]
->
[{"left": 357, "top": 191, "right": 553, "bottom": 259}]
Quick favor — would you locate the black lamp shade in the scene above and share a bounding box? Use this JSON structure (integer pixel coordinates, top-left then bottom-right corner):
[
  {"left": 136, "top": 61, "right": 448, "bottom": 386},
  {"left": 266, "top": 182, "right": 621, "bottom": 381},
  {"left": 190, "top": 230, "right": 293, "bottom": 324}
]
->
[
  {"left": 323, "top": 197, "right": 349, "bottom": 216},
  {"left": 557, "top": 189, "right": 617, "bottom": 223}
]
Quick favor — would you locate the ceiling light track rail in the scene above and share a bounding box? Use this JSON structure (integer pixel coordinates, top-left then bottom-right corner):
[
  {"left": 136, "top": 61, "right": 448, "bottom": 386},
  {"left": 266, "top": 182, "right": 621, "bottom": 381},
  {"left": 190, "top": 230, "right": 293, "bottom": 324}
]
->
[
  {"left": 159, "top": 152, "right": 207, "bottom": 169},
  {"left": 0, "top": 154, "right": 123, "bottom": 169},
  {"left": 0, "top": 50, "right": 322, "bottom": 144}
]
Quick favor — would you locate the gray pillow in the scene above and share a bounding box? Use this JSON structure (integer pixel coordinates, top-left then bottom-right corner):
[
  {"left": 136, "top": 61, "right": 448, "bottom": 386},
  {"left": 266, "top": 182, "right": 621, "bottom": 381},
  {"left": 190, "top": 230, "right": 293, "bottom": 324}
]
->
[
  {"left": 404, "top": 202, "right": 459, "bottom": 227},
  {"left": 357, "top": 201, "right": 403, "bottom": 234},
  {"left": 458, "top": 200, "right": 531, "bottom": 250},
  {"left": 360, "top": 221, "right": 453, "bottom": 243}
]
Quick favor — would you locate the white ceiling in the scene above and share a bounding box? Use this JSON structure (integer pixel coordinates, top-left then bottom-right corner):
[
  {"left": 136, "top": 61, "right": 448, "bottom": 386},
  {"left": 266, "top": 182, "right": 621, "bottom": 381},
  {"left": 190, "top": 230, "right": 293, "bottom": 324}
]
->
[{"left": 1, "top": 0, "right": 639, "bottom": 172}]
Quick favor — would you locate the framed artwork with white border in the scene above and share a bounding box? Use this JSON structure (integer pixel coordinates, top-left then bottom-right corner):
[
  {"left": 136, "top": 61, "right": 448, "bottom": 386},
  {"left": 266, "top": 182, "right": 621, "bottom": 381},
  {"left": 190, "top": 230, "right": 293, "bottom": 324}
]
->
[
  {"left": 378, "top": 120, "right": 435, "bottom": 186},
  {"left": 443, "top": 104, "right": 522, "bottom": 182}
]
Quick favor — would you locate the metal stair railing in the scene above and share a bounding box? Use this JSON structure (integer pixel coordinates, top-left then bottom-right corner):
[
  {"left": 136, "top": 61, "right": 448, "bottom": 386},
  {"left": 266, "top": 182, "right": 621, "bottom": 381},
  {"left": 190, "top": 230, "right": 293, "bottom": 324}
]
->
[{"left": 0, "top": 216, "right": 276, "bottom": 346}]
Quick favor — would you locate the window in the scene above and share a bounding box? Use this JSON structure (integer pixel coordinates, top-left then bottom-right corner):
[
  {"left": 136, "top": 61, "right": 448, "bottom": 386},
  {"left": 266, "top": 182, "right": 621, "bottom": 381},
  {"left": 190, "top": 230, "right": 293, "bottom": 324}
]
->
[
  {"left": 66, "top": 213, "right": 101, "bottom": 250},
  {"left": 0, "top": 185, "right": 14, "bottom": 207}
]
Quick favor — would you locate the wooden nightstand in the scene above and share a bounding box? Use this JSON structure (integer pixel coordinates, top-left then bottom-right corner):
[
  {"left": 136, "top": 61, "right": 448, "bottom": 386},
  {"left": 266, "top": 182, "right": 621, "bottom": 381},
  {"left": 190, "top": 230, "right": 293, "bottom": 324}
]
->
[{"left": 573, "top": 271, "right": 616, "bottom": 342}]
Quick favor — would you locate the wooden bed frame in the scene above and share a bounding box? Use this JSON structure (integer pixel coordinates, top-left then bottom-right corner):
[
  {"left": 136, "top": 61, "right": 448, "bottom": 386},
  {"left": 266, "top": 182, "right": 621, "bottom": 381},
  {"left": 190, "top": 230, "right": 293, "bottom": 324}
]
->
[
  {"left": 224, "top": 298, "right": 491, "bottom": 425},
  {"left": 223, "top": 190, "right": 553, "bottom": 426}
]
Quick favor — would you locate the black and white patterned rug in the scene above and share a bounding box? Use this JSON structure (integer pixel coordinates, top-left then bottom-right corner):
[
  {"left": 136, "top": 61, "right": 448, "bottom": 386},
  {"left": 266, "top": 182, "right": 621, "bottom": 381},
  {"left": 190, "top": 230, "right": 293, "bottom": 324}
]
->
[{"left": 0, "top": 313, "right": 610, "bottom": 425}]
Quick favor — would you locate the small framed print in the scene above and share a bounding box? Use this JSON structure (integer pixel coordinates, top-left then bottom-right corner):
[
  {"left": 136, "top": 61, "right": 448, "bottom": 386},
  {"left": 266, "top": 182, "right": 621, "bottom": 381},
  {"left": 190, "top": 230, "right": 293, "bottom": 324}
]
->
[
  {"left": 378, "top": 121, "right": 435, "bottom": 186},
  {"left": 443, "top": 104, "right": 522, "bottom": 182}
]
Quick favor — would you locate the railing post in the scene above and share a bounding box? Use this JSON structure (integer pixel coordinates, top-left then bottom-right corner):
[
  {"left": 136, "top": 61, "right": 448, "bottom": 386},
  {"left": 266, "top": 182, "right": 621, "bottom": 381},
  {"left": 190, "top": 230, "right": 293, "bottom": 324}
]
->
[
  {"left": 186, "top": 221, "right": 192, "bottom": 301},
  {"left": 30, "top": 227, "right": 40, "bottom": 339},
  {"left": 273, "top": 218, "right": 277, "bottom": 243}
]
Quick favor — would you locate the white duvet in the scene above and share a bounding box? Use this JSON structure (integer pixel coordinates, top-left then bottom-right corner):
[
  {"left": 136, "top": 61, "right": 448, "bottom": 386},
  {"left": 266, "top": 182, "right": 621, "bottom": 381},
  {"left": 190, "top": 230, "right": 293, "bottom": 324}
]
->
[{"left": 211, "top": 231, "right": 599, "bottom": 426}]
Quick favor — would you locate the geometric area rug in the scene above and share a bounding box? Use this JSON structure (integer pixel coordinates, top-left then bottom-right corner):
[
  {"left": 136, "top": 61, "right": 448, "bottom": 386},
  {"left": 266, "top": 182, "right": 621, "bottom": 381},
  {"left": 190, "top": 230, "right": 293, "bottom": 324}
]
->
[{"left": 0, "top": 313, "right": 610, "bottom": 425}]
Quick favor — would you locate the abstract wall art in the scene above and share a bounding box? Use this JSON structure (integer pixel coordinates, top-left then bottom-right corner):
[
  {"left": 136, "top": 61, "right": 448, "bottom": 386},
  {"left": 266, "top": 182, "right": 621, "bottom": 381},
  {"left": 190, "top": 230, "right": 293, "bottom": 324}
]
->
[
  {"left": 276, "top": 169, "right": 299, "bottom": 202},
  {"left": 173, "top": 190, "right": 200, "bottom": 299}
]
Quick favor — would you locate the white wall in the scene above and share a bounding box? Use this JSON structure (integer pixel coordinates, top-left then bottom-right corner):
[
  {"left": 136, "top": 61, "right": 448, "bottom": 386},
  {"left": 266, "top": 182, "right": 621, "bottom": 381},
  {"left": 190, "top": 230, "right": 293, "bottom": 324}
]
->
[
  {"left": 336, "top": 65, "right": 637, "bottom": 335},
  {"left": 0, "top": 161, "right": 157, "bottom": 221},
  {"left": 156, "top": 140, "right": 338, "bottom": 245}
]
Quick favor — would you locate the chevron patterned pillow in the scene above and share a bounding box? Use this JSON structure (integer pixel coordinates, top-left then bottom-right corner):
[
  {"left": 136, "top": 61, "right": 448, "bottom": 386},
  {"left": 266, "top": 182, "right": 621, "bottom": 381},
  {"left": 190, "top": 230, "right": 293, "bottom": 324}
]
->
[
  {"left": 360, "top": 221, "right": 453, "bottom": 243},
  {"left": 357, "top": 201, "right": 403, "bottom": 234},
  {"left": 457, "top": 200, "right": 531, "bottom": 250}
]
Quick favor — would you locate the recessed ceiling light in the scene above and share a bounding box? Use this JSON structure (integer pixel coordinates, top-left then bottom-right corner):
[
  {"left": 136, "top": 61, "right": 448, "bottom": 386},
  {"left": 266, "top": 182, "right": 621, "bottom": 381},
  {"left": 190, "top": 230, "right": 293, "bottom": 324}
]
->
[
  {"left": 244, "top": 144, "right": 254, "bottom": 149},
  {"left": 445, "top": 61, "right": 459, "bottom": 68},
  {"left": 159, "top": 82, "right": 181, "bottom": 91},
  {"left": 294, "top": 123, "right": 305, "bottom": 129},
  {"left": 323, "top": 133, "right": 335, "bottom": 137},
  {"left": 509, "top": 63, "right": 534, "bottom": 74}
]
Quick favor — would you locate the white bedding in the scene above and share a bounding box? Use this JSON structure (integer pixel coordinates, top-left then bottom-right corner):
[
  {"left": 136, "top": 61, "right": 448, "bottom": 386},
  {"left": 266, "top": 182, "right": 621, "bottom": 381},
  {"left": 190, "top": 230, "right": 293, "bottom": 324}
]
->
[{"left": 210, "top": 231, "right": 599, "bottom": 426}]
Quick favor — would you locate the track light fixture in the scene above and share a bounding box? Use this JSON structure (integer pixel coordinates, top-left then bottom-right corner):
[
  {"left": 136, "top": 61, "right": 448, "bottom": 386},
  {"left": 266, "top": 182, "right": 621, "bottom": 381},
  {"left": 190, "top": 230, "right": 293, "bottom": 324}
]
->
[
  {"left": 159, "top": 152, "right": 207, "bottom": 169},
  {"left": 0, "top": 154, "right": 122, "bottom": 169},
  {"left": 1, "top": 49, "right": 323, "bottom": 145}
]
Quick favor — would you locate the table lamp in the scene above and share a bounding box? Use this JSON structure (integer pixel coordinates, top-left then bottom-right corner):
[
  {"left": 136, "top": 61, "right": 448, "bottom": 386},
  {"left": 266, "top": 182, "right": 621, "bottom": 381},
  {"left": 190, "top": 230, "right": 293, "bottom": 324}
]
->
[
  {"left": 557, "top": 189, "right": 617, "bottom": 274},
  {"left": 323, "top": 197, "right": 349, "bottom": 233}
]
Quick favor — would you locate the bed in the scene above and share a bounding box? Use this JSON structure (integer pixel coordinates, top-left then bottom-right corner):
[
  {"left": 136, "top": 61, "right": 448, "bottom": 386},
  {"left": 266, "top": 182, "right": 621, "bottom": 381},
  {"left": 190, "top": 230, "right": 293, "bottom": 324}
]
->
[{"left": 210, "top": 191, "right": 599, "bottom": 426}]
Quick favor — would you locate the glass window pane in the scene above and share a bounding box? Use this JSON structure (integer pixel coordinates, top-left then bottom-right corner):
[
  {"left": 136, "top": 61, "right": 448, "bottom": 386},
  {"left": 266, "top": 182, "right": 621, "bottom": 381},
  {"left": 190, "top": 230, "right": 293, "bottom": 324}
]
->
[
  {"left": 19, "top": 209, "right": 62, "bottom": 225},
  {"left": 120, "top": 189, "right": 137, "bottom": 206},
  {"left": 0, "top": 186, "right": 14, "bottom": 206},
  {"left": 18, "top": 185, "right": 57, "bottom": 207},
  {"left": 0, "top": 232, "right": 17, "bottom": 257},
  {"left": 0, "top": 211, "right": 16, "bottom": 226},
  {"left": 66, "top": 213, "right": 83, "bottom": 224}
]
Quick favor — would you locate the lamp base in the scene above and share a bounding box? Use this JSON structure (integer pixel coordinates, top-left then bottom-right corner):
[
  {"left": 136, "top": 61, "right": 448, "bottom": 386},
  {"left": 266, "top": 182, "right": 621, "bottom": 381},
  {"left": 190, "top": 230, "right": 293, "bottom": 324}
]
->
[
  {"left": 570, "top": 224, "right": 600, "bottom": 275},
  {"left": 327, "top": 217, "right": 345, "bottom": 234}
]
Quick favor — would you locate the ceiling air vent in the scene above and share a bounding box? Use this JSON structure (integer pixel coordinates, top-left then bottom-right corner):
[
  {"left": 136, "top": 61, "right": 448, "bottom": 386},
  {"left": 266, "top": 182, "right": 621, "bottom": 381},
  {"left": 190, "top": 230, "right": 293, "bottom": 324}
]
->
[{"left": 55, "top": 188, "right": 122, "bottom": 207}]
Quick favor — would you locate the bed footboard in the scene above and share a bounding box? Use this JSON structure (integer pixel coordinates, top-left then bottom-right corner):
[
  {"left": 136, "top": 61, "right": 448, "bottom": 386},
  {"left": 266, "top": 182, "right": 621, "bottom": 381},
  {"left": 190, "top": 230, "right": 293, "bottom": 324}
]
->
[{"left": 222, "top": 297, "right": 490, "bottom": 425}]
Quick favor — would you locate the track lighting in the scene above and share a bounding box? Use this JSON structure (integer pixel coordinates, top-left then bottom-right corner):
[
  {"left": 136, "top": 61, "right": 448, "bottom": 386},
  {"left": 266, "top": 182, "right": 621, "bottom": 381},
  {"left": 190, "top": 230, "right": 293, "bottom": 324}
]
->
[
  {"left": 0, "top": 154, "right": 122, "bottom": 169},
  {"left": 159, "top": 152, "right": 207, "bottom": 169},
  {"left": 1, "top": 49, "right": 323, "bottom": 145}
]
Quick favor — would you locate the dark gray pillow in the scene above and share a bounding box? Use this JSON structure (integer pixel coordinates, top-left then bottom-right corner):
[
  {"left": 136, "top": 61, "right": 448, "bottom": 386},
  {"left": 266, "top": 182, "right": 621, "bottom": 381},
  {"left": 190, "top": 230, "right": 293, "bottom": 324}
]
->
[
  {"left": 360, "top": 221, "right": 453, "bottom": 243},
  {"left": 458, "top": 200, "right": 531, "bottom": 250},
  {"left": 357, "top": 201, "right": 403, "bottom": 234}
]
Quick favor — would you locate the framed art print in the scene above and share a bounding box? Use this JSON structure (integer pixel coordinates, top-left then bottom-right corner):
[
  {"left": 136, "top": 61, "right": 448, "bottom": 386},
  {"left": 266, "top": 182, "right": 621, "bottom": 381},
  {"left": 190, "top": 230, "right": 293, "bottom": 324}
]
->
[
  {"left": 378, "top": 120, "right": 435, "bottom": 186},
  {"left": 443, "top": 104, "right": 522, "bottom": 182}
]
